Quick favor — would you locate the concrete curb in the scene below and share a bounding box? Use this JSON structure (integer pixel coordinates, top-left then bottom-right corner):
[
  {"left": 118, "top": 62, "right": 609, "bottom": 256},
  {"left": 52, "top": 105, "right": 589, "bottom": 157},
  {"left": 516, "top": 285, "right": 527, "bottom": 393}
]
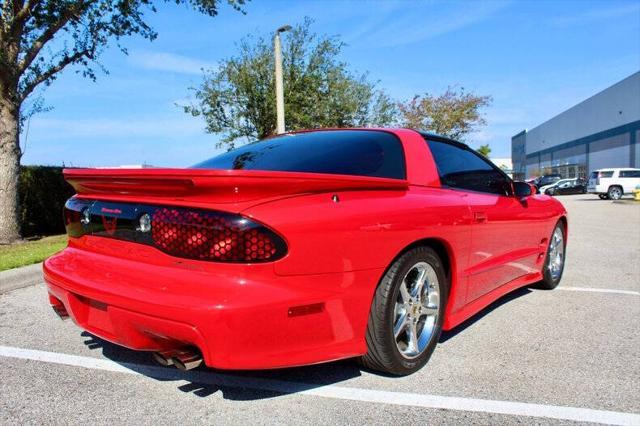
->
[{"left": 0, "top": 263, "right": 43, "bottom": 294}]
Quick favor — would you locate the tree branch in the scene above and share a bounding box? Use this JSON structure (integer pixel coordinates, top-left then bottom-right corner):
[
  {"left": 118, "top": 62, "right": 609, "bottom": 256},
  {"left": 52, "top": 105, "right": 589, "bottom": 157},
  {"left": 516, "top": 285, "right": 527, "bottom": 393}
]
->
[
  {"left": 18, "top": 16, "right": 72, "bottom": 74},
  {"left": 19, "top": 49, "right": 87, "bottom": 102},
  {"left": 9, "top": 0, "right": 30, "bottom": 39}
]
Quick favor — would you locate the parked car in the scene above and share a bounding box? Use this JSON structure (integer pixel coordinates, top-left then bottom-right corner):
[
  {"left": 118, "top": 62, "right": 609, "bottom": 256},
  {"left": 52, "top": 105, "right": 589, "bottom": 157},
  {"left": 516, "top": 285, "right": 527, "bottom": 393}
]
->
[
  {"left": 534, "top": 174, "right": 562, "bottom": 189},
  {"left": 539, "top": 178, "right": 574, "bottom": 195},
  {"left": 587, "top": 168, "right": 640, "bottom": 200},
  {"left": 44, "top": 129, "right": 568, "bottom": 376},
  {"left": 545, "top": 178, "right": 587, "bottom": 196}
]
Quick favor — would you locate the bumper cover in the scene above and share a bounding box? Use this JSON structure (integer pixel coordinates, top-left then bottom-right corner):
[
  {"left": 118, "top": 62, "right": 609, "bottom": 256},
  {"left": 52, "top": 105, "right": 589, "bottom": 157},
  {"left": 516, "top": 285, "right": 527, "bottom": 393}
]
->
[{"left": 43, "top": 240, "right": 382, "bottom": 369}]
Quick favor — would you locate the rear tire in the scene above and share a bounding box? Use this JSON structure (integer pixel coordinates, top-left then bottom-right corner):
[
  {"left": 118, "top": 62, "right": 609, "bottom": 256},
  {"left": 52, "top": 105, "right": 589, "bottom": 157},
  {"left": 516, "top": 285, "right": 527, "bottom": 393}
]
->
[
  {"left": 607, "top": 186, "right": 623, "bottom": 200},
  {"left": 360, "top": 247, "right": 447, "bottom": 376},
  {"left": 537, "top": 221, "right": 566, "bottom": 290}
]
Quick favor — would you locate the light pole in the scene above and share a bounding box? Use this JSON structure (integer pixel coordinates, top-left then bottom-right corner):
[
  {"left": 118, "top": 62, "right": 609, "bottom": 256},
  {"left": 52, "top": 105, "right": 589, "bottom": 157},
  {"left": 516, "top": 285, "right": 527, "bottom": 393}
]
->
[{"left": 274, "top": 25, "right": 291, "bottom": 134}]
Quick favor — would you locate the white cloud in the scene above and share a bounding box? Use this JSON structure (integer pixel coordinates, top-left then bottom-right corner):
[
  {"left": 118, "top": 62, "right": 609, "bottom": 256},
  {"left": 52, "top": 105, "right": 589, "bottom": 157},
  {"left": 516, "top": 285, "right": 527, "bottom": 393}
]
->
[
  {"left": 347, "top": 0, "right": 511, "bottom": 48},
  {"left": 129, "top": 51, "right": 216, "bottom": 75}
]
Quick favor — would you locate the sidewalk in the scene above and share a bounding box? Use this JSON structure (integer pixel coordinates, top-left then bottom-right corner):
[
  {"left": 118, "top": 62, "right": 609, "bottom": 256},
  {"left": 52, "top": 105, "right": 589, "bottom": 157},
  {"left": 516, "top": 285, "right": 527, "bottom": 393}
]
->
[{"left": 0, "top": 263, "right": 43, "bottom": 294}]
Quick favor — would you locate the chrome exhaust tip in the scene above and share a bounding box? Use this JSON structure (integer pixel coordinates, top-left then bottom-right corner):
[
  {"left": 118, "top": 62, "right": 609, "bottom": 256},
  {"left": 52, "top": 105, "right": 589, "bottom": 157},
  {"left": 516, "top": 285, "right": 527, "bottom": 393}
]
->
[
  {"left": 172, "top": 351, "right": 203, "bottom": 371},
  {"left": 152, "top": 350, "right": 176, "bottom": 367},
  {"left": 52, "top": 304, "right": 70, "bottom": 320}
]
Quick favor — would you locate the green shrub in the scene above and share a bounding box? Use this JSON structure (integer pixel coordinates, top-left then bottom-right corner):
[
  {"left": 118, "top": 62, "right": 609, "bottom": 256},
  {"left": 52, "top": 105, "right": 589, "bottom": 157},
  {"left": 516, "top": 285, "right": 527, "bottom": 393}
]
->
[{"left": 19, "top": 166, "right": 75, "bottom": 237}]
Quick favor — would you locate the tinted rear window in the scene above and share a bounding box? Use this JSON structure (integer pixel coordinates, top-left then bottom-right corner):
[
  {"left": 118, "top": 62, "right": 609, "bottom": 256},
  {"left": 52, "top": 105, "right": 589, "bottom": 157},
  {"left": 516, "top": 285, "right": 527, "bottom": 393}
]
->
[{"left": 192, "top": 130, "right": 406, "bottom": 179}]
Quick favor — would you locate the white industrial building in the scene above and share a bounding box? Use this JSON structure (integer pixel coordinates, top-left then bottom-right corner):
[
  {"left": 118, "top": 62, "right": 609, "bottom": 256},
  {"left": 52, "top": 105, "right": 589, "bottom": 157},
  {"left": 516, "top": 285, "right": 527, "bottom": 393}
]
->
[{"left": 511, "top": 72, "right": 640, "bottom": 180}]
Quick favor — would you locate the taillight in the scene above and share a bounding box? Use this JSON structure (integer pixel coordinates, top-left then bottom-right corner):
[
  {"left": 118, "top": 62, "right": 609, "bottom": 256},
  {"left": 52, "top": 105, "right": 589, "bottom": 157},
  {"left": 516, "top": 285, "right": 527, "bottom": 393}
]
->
[
  {"left": 62, "top": 199, "right": 286, "bottom": 263},
  {"left": 63, "top": 198, "right": 92, "bottom": 238},
  {"left": 150, "top": 207, "right": 287, "bottom": 262}
]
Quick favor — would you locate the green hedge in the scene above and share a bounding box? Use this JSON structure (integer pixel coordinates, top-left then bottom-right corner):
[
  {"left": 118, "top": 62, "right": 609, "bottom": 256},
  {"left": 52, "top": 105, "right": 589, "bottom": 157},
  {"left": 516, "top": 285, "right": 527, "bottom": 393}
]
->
[{"left": 19, "top": 166, "right": 75, "bottom": 237}]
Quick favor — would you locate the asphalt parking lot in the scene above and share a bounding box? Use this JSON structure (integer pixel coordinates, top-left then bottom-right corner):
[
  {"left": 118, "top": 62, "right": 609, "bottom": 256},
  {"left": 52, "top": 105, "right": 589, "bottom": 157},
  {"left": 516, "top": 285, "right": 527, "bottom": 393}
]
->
[{"left": 1, "top": 194, "right": 639, "bottom": 425}]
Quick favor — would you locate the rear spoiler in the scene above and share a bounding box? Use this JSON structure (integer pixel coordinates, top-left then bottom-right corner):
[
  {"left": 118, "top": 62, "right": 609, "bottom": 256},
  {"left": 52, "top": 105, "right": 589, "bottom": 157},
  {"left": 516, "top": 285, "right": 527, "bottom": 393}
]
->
[{"left": 64, "top": 168, "right": 409, "bottom": 203}]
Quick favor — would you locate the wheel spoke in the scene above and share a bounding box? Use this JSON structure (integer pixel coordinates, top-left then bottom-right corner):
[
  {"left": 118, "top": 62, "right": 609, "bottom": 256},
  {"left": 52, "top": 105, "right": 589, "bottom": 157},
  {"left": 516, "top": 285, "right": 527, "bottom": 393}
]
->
[
  {"left": 394, "top": 312, "right": 408, "bottom": 338},
  {"left": 412, "top": 267, "right": 427, "bottom": 298},
  {"left": 399, "top": 281, "right": 411, "bottom": 303},
  {"left": 421, "top": 304, "right": 438, "bottom": 317},
  {"left": 407, "top": 322, "right": 419, "bottom": 354}
]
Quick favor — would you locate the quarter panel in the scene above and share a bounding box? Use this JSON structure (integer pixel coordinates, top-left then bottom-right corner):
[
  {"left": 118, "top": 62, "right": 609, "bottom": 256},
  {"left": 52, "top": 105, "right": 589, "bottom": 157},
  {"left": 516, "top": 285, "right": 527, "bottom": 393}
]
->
[{"left": 244, "top": 187, "right": 472, "bottom": 320}]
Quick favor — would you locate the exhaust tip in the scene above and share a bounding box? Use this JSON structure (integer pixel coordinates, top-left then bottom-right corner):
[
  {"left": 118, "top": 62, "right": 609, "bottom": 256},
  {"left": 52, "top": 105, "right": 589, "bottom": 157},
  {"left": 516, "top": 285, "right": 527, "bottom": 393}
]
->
[
  {"left": 152, "top": 351, "right": 175, "bottom": 367},
  {"left": 49, "top": 294, "right": 70, "bottom": 320},
  {"left": 172, "top": 352, "right": 203, "bottom": 371}
]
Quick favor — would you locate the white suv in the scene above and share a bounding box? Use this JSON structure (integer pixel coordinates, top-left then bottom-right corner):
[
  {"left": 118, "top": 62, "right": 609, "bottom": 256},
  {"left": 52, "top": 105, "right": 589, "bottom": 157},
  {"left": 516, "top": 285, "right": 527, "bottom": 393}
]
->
[{"left": 587, "top": 168, "right": 640, "bottom": 200}]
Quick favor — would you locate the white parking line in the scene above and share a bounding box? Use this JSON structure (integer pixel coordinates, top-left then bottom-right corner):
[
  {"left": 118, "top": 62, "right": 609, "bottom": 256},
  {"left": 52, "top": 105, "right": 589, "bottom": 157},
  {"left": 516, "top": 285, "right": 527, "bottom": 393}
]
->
[
  {"left": 556, "top": 286, "right": 640, "bottom": 296},
  {"left": 1, "top": 345, "right": 638, "bottom": 425}
]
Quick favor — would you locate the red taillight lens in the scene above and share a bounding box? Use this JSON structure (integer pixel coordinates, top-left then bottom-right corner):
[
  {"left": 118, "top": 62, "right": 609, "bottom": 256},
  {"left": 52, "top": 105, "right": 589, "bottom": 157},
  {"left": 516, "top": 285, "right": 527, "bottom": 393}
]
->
[{"left": 151, "top": 207, "right": 287, "bottom": 263}]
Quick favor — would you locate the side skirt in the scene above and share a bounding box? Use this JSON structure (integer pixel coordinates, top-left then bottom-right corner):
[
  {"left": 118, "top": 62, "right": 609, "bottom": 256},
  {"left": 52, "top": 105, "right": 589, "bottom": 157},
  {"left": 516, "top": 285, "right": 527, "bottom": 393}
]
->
[{"left": 443, "top": 272, "right": 542, "bottom": 331}]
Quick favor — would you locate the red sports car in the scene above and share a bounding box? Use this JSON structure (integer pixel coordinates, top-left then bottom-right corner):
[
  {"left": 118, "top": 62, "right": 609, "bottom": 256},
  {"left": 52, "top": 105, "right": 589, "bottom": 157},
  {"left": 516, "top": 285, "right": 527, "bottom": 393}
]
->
[{"left": 44, "top": 129, "right": 567, "bottom": 375}]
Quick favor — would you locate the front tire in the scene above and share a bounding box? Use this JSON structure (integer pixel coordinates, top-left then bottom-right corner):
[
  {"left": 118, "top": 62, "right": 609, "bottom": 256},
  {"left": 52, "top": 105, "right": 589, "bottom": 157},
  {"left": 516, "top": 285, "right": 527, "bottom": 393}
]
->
[
  {"left": 537, "top": 221, "right": 566, "bottom": 290},
  {"left": 361, "top": 247, "right": 447, "bottom": 375}
]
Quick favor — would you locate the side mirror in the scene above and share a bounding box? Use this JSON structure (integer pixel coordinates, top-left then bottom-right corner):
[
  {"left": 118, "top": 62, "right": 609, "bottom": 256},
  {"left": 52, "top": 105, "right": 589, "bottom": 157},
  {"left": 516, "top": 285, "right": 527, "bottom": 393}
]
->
[{"left": 513, "top": 181, "right": 535, "bottom": 198}]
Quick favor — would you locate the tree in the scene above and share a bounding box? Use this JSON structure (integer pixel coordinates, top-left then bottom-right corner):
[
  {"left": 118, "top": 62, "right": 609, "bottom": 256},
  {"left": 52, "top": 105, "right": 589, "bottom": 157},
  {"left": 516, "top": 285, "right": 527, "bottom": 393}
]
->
[
  {"left": 398, "top": 87, "right": 492, "bottom": 142},
  {"left": 184, "top": 18, "right": 397, "bottom": 150},
  {"left": 0, "top": 0, "right": 243, "bottom": 243},
  {"left": 477, "top": 144, "right": 491, "bottom": 157}
]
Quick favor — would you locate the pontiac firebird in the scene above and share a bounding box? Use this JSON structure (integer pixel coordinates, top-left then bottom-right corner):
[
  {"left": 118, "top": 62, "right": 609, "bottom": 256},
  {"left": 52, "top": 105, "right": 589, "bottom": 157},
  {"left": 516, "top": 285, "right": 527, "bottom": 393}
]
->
[{"left": 44, "top": 129, "right": 567, "bottom": 375}]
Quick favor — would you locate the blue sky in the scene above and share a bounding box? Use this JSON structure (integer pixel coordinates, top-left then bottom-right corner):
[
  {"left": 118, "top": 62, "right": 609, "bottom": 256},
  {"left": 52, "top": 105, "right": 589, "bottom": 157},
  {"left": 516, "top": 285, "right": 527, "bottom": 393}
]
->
[{"left": 21, "top": 0, "right": 640, "bottom": 167}]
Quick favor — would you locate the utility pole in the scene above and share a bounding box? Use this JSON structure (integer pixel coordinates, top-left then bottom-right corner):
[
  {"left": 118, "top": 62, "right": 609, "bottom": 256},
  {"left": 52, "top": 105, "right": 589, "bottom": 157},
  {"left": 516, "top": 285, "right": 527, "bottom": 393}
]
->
[{"left": 274, "top": 25, "right": 291, "bottom": 134}]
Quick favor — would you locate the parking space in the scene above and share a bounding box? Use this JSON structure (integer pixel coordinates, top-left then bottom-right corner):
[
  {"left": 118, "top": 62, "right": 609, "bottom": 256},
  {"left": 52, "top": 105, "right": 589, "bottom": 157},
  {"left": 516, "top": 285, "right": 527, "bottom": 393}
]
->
[{"left": 1, "top": 194, "right": 639, "bottom": 425}]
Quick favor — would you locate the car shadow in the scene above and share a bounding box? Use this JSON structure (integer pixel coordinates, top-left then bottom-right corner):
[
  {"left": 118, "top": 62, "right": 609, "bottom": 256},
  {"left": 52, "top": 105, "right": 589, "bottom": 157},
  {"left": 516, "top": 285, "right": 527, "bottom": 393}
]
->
[
  {"left": 79, "top": 285, "right": 535, "bottom": 400},
  {"left": 439, "top": 286, "right": 533, "bottom": 343},
  {"left": 80, "top": 331, "right": 363, "bottom": 400}
]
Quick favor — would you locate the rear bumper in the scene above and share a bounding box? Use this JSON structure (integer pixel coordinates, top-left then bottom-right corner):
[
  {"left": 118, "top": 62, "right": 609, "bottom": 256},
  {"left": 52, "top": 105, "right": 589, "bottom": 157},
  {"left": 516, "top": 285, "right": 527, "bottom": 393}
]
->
[{"left": 43, "top": 240, "right": 382, "bottom": 369}]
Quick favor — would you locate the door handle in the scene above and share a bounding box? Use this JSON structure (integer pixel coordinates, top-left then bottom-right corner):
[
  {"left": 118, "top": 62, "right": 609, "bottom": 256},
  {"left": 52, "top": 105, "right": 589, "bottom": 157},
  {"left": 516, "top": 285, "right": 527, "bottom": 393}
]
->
[{"left": 474, "top": 212, "right": 487, "bottom": 223}]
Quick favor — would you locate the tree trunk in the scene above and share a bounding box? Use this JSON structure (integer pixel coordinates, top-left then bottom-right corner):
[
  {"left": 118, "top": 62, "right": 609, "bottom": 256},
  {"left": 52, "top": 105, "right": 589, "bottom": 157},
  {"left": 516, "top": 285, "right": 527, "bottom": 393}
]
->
[{"left": 0, "top": 98, "right": 21, "bottom": 244}]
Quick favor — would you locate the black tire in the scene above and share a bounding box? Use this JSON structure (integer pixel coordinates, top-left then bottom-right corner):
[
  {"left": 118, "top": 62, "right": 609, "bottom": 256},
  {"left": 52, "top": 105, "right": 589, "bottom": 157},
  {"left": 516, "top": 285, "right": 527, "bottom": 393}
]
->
[
  {"left": 547, "top": 189, "right": 555, "bottom": 196},
  {"left": 360, "top": 247, "right": 448, "bottom": 376},
  {"left": 607, "top": 186, "right": 623, "bottom": 200},
  {"left": 537, "top": 221, "right": 566, "bottom": 290}
]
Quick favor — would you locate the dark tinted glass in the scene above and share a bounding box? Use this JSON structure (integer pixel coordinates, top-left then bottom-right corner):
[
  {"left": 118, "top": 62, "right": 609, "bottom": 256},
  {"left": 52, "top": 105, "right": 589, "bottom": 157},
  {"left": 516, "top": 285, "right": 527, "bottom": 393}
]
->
[
  {"left": 620, "top": 170, "right": 640, "bottom": 178},
  {"left": 426, "top": 140, "right": 511, "bottom": 196},
  {"left": 540, "top": 175, "right": 561, "bottom": 186},
  {"left": 600, "top": 171, "right": 614, "bottom": 178},
  {"left": 193, "top": 130, "right": 406, "bottom": 179}
]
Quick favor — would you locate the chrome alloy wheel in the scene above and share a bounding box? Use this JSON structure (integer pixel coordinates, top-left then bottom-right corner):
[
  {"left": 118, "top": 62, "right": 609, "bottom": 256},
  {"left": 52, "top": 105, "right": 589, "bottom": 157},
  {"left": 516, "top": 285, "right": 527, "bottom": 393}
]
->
[
  {"left": 393, "top": 262, "right": 440, "bottom": 359},
  {"left": 548, "top": 227, "right": 565, "bottom": 280}
]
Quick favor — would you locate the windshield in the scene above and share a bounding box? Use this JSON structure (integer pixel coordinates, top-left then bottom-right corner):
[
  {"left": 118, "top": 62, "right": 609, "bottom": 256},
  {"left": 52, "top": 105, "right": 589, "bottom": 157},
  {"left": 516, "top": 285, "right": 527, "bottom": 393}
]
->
[{"left": 192, "top": 130, "right": 406, "bottom": 180}]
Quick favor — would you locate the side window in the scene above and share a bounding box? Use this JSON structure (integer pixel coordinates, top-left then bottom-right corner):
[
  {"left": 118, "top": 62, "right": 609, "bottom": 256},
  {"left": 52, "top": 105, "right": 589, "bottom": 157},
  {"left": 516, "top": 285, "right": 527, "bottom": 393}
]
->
[
  {"left": 427, "top": 140, "right": 512, "bottom": 196},
  {"left": 620, "top": 170, "right": 640, "bottom": 178},
  {"left": 601, "top": 171, "right": 614, "bottom": 178}
]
